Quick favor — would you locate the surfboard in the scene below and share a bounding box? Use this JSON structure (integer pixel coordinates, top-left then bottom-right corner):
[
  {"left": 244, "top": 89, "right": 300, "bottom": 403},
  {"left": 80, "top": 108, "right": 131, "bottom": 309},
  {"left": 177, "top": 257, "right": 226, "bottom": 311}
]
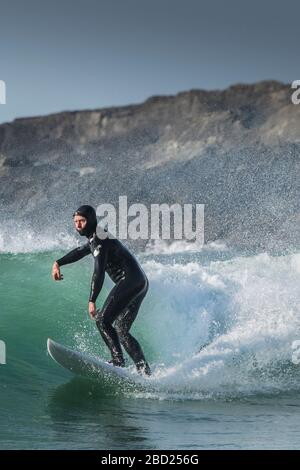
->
[{"left": 47, "top": 338, "right": 138, "bottom": 383}]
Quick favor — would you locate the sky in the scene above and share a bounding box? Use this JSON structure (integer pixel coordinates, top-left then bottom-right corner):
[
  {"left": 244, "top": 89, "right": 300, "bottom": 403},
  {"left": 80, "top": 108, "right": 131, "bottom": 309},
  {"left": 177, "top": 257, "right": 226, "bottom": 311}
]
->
[{"left": 0, "top": 0, "right": 299, "bottom": 124}]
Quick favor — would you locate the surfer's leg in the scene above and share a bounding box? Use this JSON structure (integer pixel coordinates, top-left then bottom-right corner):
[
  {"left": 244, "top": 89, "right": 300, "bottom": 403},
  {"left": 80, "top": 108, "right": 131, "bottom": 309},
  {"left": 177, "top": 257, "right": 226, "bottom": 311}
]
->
[
  {"left": 115, "top": 280, "right": 151, "bottom": 376},
  {"left": 95, "top": 279, "right": 139, "bottom": 366}
]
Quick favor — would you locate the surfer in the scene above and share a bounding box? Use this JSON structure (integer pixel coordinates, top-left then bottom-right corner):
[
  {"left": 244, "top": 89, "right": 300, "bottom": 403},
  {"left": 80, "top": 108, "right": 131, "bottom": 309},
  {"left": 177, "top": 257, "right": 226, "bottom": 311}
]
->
[{"left": 51, "top": 205, "right": 151, "bottom": 376}]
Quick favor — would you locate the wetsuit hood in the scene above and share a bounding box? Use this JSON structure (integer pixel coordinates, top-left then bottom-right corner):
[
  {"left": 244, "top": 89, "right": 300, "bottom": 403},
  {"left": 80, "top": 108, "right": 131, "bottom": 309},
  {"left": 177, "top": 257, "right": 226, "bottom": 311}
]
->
[{"left": 73, "top": 205, "right": 97, "bottom": 238}]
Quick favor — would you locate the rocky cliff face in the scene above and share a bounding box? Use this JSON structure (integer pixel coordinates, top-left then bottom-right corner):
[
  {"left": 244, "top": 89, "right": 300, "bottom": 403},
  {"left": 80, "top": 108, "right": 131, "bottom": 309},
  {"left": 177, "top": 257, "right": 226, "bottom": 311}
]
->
[{"left": 0, "top": 80, "right": 299, "bottom": 252}]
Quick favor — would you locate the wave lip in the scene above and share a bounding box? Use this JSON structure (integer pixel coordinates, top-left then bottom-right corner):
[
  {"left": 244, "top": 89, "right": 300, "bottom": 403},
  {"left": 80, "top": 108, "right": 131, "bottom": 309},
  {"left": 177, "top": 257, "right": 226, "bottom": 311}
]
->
[
  {"left": 144, "top": 239, "right": 227, "bottom": 255},
  {"left": 0, "top": 228, "right": 78, "bottom": 253}
]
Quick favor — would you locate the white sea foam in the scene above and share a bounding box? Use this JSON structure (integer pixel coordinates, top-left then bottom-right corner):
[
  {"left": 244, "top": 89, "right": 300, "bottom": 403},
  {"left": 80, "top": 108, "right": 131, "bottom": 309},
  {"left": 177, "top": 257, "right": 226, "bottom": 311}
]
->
[
  {"left": 0, "top": 225, "right": 227, "bottom": 255},
  {"left": 144, "top": 239, "right": 227, "bottom": 255},
  {"left": 0, "top": 227, "right": 77, "bottom": 253},
  {"left": 130, "top": 251, "right": 300, "bottom": 398}
]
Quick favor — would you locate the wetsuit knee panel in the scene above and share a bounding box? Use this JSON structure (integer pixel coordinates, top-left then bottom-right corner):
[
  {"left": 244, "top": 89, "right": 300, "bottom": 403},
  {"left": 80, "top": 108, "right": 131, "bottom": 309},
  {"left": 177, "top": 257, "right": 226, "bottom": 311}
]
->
[
  {"left": 114, "top": 322, "right": 129, "bottom": 337},
  {"left": 95, "top": 310, "right": 111, "bottom": 329}
]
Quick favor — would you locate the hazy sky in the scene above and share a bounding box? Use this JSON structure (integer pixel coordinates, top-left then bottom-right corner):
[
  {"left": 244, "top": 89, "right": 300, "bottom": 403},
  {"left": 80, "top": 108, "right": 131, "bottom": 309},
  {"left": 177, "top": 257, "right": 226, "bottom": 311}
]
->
[{"left": 0, "top": 0, "right": 299, "bottom": 123}]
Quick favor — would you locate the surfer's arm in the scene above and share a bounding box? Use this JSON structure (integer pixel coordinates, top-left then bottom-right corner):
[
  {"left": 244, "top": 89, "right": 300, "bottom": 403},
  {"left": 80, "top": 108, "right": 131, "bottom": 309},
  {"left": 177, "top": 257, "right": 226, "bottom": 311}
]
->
[
  {"left": 89, "top": 243, "right": 108, "bottom": 303},
  {"left": 55, "top": 243, "right": 91, "bottom": 267}
]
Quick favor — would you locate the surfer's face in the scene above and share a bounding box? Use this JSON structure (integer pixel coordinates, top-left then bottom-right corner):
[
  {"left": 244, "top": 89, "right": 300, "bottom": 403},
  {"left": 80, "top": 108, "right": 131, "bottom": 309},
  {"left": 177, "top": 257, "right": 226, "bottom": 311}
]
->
[{"left": 74, "top": 215, "right": 87, "bottom": 234}]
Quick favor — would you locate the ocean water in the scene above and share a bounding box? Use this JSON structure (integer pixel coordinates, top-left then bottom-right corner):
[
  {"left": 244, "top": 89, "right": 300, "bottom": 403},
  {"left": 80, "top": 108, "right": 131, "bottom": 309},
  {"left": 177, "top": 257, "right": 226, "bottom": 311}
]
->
[{"left": 1, "top": 235, "right": 300, "bottom": 449}]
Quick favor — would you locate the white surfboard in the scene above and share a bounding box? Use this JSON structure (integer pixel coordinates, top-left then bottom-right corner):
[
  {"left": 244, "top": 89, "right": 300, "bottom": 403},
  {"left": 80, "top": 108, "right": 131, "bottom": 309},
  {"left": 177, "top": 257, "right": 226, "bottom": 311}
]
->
[{"left": 47, "top": 338, "right": 139, "bottom": 383}]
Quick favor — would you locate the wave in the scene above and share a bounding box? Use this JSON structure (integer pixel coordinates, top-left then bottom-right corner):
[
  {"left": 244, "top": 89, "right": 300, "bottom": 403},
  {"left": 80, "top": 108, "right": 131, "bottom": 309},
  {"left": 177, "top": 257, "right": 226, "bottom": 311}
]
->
[
  {"left": 0, "top": 225, "right": 78, "bottom": 253},
  {"left": 118, "top": 252, "right": 298, "bottom": 398},
  {"left": 1, "top": 246, "right": 300, "bottom": 400}
]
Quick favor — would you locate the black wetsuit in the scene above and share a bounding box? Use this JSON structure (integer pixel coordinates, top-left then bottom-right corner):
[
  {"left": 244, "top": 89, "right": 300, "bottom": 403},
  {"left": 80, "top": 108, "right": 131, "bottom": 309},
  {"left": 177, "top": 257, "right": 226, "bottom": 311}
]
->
[{"left": 56, "top": 233, "right": 151, "bottom": 375}]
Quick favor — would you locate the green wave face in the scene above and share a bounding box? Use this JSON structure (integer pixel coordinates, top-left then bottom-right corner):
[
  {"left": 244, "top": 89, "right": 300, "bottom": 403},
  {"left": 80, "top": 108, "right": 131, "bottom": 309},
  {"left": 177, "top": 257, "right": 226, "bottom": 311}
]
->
[{"left": 1, "top": 249, "right": 300, "bottom": 449}]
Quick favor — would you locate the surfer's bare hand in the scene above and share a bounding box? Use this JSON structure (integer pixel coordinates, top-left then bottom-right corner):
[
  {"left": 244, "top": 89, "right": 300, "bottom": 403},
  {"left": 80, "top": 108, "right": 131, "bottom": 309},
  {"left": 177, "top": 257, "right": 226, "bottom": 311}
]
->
[
  {"left": 89, "top": 302, "right": 97, "bottom": 319},
  {"left": 52, "top": 262, "right": 64, "bottom": 281}
]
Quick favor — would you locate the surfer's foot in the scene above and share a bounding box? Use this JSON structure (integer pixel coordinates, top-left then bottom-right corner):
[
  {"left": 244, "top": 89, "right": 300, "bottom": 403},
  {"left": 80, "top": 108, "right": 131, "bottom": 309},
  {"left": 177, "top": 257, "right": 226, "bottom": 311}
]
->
[
  {"left": 107, "top": 357, "right": 125, "bottom": 368},
  {"left": 136, "top": 361, "right": 151, "bottom": 376}
]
